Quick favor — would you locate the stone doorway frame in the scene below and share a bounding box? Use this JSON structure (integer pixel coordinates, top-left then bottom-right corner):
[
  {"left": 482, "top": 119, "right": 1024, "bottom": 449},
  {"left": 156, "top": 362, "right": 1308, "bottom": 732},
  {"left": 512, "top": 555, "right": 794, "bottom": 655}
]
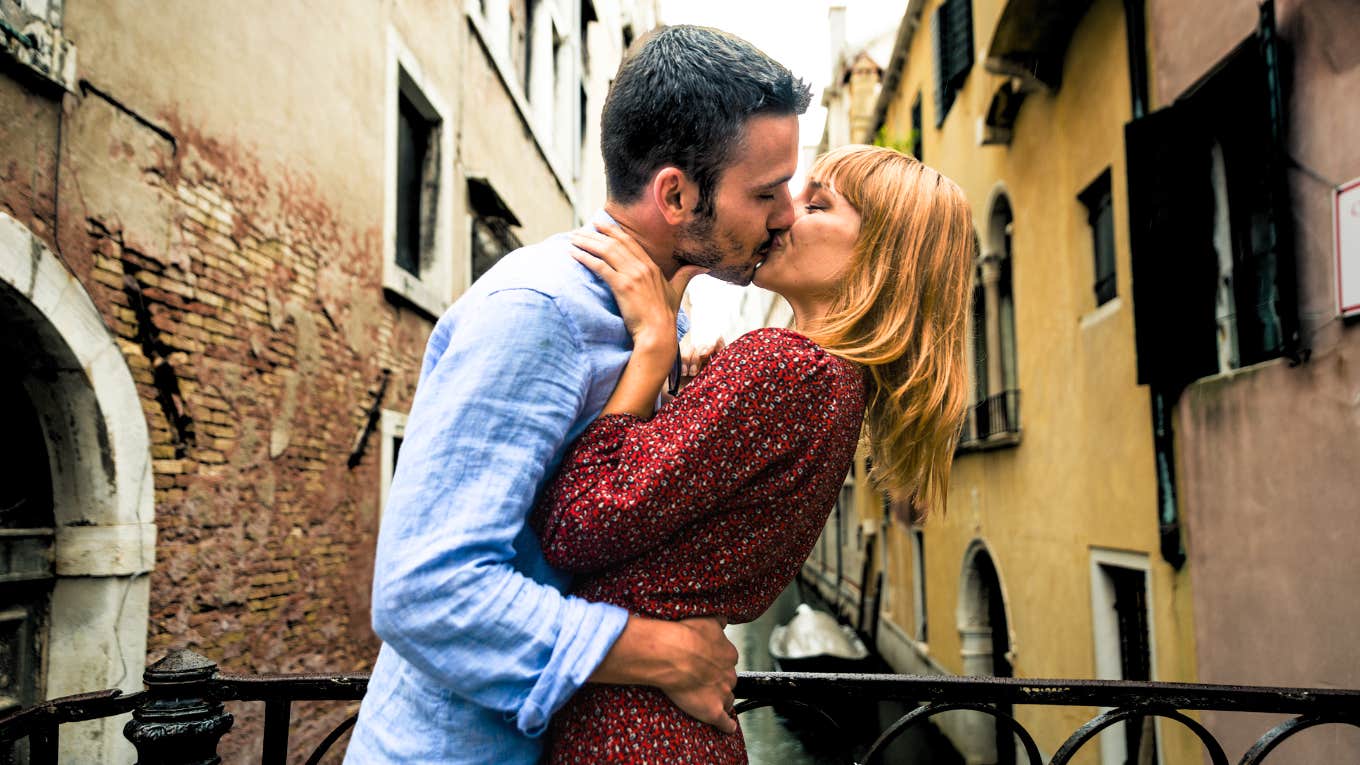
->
[{"left": 0, "top": 213, "right": 154, "bottom": 764}]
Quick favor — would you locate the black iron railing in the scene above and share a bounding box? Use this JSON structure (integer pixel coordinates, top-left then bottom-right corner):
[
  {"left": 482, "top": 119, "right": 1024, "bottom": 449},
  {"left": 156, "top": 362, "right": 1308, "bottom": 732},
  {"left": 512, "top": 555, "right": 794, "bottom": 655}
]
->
[
  {"left": 1, "top": 649, "right": 1357, "bottom": 764},
  {"left": 961, "top": 389, "right": 1021, "bottom": 449}
]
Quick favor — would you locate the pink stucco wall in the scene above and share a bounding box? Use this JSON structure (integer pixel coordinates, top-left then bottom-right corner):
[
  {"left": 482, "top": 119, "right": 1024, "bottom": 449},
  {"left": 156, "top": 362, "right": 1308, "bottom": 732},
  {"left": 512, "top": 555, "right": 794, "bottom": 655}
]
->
[{"left": 1151, "top": 0, "right": 1360, "bottom": 761}]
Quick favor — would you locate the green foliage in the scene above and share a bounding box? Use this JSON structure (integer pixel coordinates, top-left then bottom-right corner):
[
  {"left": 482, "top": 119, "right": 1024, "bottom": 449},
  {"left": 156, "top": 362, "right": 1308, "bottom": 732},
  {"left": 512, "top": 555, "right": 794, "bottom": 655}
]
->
[{"left": 873, "top": 125, "right": 920, "bottom": 158}]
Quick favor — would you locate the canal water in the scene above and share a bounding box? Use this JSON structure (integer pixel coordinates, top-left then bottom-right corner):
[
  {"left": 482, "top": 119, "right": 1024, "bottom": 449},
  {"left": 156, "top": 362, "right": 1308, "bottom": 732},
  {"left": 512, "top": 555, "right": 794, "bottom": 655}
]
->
[{"left": 728, "top": 582, "right": 964, "bottom": 765}]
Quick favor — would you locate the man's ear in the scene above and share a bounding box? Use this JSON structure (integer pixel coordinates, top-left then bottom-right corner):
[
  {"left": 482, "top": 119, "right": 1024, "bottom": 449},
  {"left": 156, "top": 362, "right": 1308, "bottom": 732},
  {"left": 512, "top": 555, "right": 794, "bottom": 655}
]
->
[{"left": 650, "top": 167, "right": 698, "bottom": 226}]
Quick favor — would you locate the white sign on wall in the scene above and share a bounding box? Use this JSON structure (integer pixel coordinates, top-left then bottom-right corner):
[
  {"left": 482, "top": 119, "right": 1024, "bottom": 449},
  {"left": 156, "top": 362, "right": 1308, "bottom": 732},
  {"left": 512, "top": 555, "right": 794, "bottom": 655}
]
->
[{"left": 1337, "top": 177, "right": 1360, "bottom": 318}]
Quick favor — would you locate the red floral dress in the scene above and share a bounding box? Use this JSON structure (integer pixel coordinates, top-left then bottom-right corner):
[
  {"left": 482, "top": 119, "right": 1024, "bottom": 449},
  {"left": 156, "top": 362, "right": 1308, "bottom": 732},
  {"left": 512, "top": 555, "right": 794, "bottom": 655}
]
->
[{"left": 531, "top": 327, "right": 866, "bottom": 764}]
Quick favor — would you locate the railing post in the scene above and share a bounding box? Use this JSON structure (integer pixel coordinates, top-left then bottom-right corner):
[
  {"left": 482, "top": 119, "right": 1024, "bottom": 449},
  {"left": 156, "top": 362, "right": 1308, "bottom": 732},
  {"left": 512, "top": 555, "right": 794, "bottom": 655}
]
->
[{"left": 123, "top": 649, "right": 233, "bottom": 765}]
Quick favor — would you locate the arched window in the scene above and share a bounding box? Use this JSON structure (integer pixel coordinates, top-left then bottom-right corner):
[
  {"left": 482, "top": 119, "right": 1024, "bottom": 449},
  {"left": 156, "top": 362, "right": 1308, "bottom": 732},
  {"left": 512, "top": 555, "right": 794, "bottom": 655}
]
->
[{"left": 962, "top": 192, "right": 1020, "bottom": 449}]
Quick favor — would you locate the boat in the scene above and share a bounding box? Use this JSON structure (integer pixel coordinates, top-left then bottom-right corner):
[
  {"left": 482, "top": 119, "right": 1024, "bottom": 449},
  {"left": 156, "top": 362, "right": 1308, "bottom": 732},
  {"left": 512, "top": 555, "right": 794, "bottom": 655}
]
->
[{"left": 768, "top": 603, "right": 876, "bottom": 674}]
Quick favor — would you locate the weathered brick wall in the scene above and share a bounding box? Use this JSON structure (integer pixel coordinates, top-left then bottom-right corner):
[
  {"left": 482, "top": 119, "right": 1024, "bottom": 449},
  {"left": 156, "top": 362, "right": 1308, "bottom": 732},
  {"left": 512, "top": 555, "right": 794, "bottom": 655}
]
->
[{"left": 45, "top": 91, "right": 428, "bottom": 760}]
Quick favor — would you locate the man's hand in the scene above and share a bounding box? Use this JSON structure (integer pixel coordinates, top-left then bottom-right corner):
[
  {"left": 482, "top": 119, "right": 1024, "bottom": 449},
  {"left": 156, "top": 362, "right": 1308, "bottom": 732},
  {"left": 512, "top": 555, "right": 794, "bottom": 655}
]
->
[{"left": 589, "top": 614, "right": 739, "bottom": 733}]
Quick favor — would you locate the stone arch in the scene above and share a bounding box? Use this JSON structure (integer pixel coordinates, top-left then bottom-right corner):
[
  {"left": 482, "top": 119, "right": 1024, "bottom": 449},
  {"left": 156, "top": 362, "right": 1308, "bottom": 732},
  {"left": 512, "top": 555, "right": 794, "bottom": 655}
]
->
[
  {"left": 0, "top": 213, "right": 153, "bottom": 763},
  {"left": 981, "top": 181, "right": 1014, "bottom": 257},
  {"left": 956, "top": 539, "right": 1018, "bottom": 765}
]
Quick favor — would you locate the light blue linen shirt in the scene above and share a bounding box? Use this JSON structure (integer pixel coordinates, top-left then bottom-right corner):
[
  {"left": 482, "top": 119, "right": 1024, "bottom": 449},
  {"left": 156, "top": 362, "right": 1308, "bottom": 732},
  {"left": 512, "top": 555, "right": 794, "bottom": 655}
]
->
[{"left": 345, "top": 214, "right": 688, "bottom": 763}]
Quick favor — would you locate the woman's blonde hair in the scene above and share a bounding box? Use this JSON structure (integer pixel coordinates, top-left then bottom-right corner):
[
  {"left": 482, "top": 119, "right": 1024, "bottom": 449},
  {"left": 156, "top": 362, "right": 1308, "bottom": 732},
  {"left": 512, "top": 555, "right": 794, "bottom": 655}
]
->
[{"left": 803, "top": 145, "right": 974, "bottom": 517}]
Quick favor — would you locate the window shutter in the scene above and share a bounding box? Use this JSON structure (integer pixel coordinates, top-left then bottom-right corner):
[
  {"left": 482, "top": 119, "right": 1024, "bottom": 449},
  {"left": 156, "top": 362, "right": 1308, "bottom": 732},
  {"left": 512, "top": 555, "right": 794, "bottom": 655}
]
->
[
  {"left": 1124, "top": 104, "right": 1220, "bottom": 389},
  {"left": 1239, "top": 0, "right": 1299, "bottom": 363},
  {"left": 933, "top": 0, "right": 974, "bottom": 128},
  {"left": 945, "top": 0, "right": 974, "bottom": 86}
]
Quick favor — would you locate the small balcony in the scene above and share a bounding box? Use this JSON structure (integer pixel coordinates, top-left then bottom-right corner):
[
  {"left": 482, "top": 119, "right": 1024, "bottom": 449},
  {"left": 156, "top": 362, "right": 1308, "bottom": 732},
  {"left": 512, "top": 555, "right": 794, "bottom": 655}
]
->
[{"left": 959, "top": 390, "right": 1022, "bottom": 452}]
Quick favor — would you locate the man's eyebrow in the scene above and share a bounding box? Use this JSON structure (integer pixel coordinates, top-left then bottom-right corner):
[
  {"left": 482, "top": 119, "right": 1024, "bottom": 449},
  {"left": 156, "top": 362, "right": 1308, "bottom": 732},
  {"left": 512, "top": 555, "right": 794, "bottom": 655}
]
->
[{"left": 755, "top": 175, "right": 794, "bottom": 191}]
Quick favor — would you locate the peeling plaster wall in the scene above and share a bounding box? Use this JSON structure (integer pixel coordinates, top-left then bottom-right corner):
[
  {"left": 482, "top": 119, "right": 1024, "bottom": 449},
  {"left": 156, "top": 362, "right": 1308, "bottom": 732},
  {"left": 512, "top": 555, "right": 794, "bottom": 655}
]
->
[
  {"left": 5, "top": 1, "right": 467, "bottom": 761},
  {"left": 0, "top": 0, "right": 638, "bottom": 759},
  {"left": 54, "top": 93, "right": 408, "bottom": 759}
]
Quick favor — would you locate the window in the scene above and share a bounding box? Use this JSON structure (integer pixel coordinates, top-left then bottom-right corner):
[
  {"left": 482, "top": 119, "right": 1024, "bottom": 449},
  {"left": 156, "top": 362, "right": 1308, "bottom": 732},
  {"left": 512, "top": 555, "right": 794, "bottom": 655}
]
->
[
  {"left": 910, "top": 528, "right": 927, "bottom": 643},
  {"left": 510, "top": 0, "right": 534, "bottom": 94},
  {"left": 396, "top": 93, "right": 436, "bottom": 278},
  {"left": 931, "top": 0, "right": 973, "bottom": 127},
  {"left": 552, "top": 26, "right": 570, "bottom": 152},
  {"left": 910, "top": 93, "right": 924, "bottom": 162},
  {"left": 1090, "top": 550, "right": 1159, "bottom": 765},
  {"left": 961, "top": 195, "right": 1020, "bottom": 450},
  {"left": 1080, "top": 169, "right": 1117, "bottom": 307},
  {"left": 1125, "top": 4, "right": 1298, "bottom": 390},
  {"left": 380, "top": 410, "right": 408, "bottom": 517},
  {"left": 580, "top": 0, "right": 597, "bottom": 75},
  {"left": 467, "top": 177, "right": 523, "bottom": 283},
  {"left": 384, "top": 33, "right": 454, "bottom": 318}
]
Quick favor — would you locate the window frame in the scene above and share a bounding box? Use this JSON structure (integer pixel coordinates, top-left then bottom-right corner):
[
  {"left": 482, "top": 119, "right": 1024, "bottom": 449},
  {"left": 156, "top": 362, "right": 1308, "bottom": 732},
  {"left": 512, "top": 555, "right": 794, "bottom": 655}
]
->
[
  {"left": 1080, "top": 168, "right": 1118, "bottom": 307},
  {"left": 379, "top": 409, "right": 408, "bottom": 518},
  {"left": 382, "top": 29, "right": 457, "bottom": 319}
]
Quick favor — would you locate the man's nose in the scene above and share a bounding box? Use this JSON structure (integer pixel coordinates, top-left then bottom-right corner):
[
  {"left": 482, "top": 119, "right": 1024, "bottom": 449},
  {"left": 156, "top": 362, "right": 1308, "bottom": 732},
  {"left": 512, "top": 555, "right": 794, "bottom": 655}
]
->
[{"left": 769, "top": 186, "right": 796, "bottom": 232}]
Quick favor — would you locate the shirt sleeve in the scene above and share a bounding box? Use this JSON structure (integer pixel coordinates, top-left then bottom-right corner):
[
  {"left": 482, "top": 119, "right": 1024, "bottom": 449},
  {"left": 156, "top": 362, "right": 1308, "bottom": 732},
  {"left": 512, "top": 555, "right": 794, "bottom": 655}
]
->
[
  {"left": 532, "top": 331, "right": 844, "bottom": 574},
  {"left": 370, "top": 288, "right": 629, "bottom": 737}
]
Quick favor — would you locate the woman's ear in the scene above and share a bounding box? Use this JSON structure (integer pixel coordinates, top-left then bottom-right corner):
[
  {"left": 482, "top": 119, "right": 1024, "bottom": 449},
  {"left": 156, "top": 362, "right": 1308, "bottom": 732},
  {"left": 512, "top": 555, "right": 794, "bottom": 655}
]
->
[{"left": 650, "top": 167, "right": 698, "bottom": 226}]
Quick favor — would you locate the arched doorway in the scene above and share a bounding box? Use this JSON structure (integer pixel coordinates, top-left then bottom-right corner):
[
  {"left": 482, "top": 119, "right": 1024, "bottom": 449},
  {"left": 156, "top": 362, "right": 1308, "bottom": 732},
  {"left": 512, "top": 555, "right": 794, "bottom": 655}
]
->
[
  {"left": 958, "top": 541, "right": 1015, "bottom": 765},
  {"left": 0, "top": 213, "right": 155, "bottom": 763}
]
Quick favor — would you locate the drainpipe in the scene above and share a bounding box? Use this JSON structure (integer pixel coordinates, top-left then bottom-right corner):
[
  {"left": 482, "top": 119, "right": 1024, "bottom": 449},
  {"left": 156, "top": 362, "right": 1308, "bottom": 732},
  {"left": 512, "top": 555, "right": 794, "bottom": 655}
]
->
[{"left": 1152, "top": 389, "right": 1185, "bottom": 569}]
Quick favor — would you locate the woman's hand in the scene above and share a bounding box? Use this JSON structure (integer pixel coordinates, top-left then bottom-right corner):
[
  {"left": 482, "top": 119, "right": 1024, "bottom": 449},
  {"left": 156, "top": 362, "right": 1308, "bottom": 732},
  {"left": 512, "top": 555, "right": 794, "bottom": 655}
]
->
[
  {"left": 570, "top": 223, "right": 707, "bottom": 418},
  {"left": 570, "top": 223, "right": 705, "bottom": 357},
  {"left": 678, "top": 337, "right": 726, "bottom": 389}
]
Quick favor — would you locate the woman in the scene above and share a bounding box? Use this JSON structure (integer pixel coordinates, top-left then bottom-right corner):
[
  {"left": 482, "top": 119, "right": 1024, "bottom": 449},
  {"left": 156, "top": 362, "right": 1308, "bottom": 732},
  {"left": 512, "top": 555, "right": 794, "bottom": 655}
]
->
[{"left": 531, "top": 145, "right": 975, "bottom": 763}]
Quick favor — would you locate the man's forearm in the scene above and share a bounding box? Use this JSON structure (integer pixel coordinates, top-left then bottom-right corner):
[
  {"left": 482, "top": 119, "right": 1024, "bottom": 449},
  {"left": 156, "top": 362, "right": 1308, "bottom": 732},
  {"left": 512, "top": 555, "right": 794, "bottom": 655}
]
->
[
  {"left": 589, "top": 614, "right": 739, "bottom": 733},
  {"left": 589, "top": 614, "right": 681, "bottom": 687}
]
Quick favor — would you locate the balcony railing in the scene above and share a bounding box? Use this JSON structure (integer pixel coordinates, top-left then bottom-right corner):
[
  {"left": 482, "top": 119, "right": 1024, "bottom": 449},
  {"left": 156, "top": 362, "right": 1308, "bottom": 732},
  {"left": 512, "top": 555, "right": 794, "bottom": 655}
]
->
[
  {"left": 1, "top": 649, "right": 1357, "bottom": 764},
  {"left": 960, "top": 389, "right": 1022, "bottom": 450}
]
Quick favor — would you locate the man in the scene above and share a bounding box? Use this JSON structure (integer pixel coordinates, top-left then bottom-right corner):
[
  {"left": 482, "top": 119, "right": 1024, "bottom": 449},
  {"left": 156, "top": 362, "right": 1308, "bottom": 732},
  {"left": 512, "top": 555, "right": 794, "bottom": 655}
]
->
[{"left": 345, "top": 25, "right": 811, "bottom": 763}]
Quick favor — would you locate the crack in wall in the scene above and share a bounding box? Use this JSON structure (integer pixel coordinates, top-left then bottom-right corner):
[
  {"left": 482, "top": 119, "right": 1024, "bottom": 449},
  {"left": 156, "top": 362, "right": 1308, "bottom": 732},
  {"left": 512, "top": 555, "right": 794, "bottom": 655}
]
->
[{"left": 96, "top": 217, "right": 197, "bottom": 457}]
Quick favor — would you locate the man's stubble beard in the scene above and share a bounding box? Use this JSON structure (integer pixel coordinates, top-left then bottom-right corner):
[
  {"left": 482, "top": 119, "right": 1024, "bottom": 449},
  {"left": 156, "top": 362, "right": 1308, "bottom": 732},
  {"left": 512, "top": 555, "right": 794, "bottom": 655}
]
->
[{"left": 674, "top": 215, "right": 758, "bottom": 286}]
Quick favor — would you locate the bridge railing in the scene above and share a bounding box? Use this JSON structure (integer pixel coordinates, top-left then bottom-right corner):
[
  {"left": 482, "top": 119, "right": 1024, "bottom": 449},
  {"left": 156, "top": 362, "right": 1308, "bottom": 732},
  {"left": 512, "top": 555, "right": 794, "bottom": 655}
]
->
[{"left": 1, "top": 649, "right": 1357, "bottom": 764}]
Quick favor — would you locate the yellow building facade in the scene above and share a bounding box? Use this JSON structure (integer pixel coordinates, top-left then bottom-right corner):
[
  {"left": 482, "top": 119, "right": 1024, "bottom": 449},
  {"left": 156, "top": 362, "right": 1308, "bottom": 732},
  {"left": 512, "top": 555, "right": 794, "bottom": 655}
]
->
[{"left": 802, "top": 1, "right": 1202, "bottom": 762}]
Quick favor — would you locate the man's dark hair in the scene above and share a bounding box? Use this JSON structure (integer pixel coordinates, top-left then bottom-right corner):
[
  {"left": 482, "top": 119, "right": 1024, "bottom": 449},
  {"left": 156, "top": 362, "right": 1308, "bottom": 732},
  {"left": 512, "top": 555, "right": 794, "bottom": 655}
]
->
[{"left": 601, "top": 25, "right": 812, "bottom": 217}]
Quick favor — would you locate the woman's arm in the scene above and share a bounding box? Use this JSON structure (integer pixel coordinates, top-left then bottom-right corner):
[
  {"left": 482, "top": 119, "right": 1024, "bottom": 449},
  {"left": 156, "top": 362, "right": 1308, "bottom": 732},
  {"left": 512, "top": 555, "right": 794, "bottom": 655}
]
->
[
  {"left": 569, "top": 223, "right": 703, "bottom": 418},
  {"left": 532, "top": 329, "right": 842, "bottom": 573}
]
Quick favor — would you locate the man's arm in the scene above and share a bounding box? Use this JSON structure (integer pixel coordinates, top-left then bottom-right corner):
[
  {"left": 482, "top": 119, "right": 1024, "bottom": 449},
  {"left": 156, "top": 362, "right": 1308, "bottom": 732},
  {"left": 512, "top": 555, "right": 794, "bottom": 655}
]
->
[
  {"left": 370, "top": 288, "right": 735, "bottom": 735},
  {"left": 593, "top": 616, "right": 739, "bottom": 733}
]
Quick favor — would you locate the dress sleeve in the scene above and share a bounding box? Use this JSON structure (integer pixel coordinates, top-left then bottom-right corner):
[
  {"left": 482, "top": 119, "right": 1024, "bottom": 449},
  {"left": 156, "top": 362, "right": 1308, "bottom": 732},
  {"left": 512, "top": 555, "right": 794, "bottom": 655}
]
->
[{"left": 533, "top": 331, "right": 849, "bottom": 574}]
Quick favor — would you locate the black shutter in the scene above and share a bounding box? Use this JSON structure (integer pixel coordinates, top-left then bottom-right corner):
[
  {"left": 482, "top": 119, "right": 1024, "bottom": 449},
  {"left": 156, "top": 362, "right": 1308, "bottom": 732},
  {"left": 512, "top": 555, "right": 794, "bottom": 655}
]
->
[
  {"left": 1245, "top": 0, "right": 1299, "bottom": 362},
  {"left": 1124, "top": 104, "right": 1219, "bottom": 389},
  {"left": 945, "top": 0, "right": 974, "bottom": 86},
  {"left": 933, "top": 0, "right": 974, "bottom": 128}
]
